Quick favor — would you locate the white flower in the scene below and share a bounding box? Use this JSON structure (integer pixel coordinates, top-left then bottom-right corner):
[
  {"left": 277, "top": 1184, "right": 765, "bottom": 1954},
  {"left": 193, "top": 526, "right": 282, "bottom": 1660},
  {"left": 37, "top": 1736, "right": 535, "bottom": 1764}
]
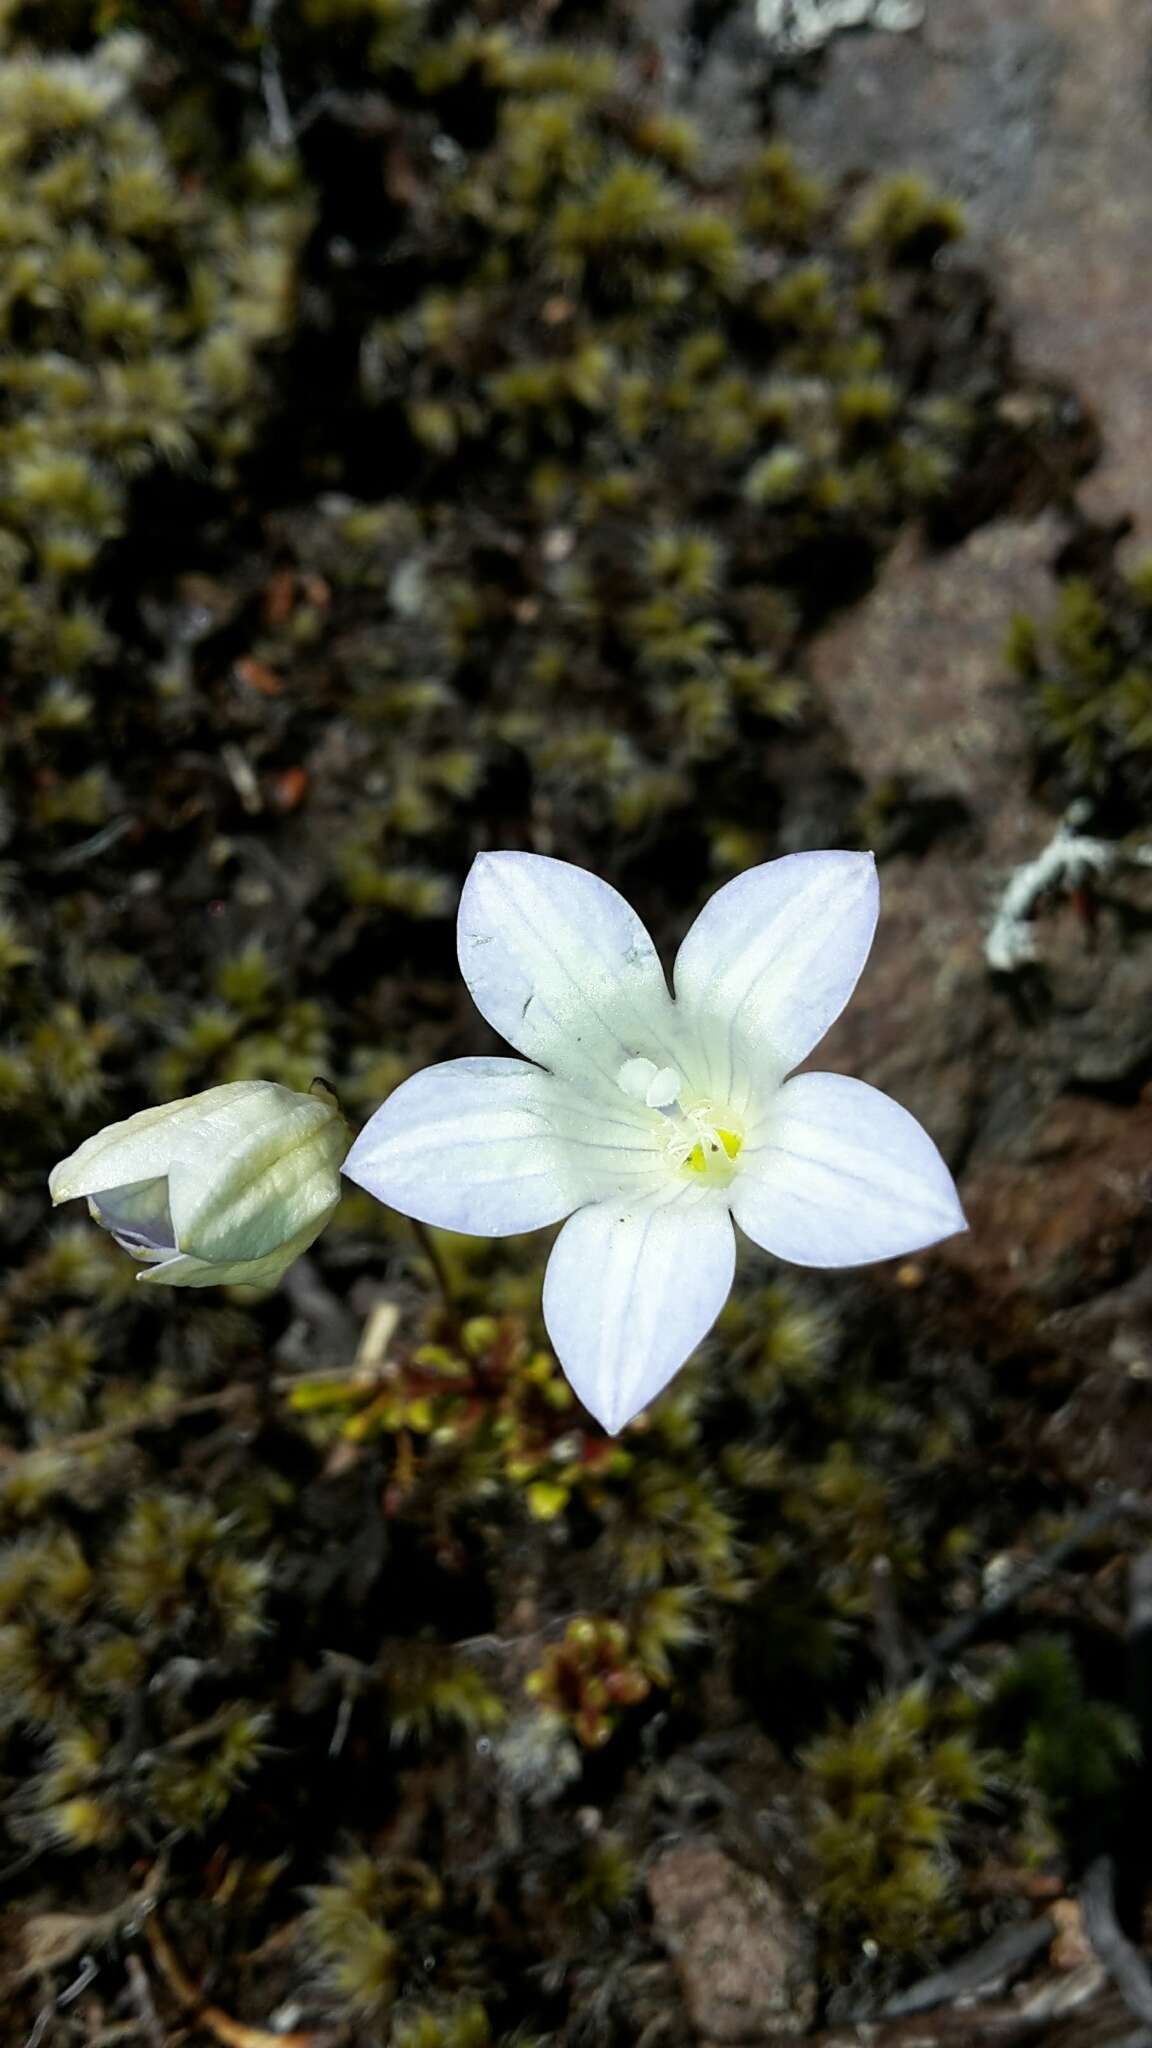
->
[
  {"left": 49, "top": 1080, "right": 349, "bottom": 1289},
  {"left": 344, "top": 851, "right": 966, "bottom": 1433}
]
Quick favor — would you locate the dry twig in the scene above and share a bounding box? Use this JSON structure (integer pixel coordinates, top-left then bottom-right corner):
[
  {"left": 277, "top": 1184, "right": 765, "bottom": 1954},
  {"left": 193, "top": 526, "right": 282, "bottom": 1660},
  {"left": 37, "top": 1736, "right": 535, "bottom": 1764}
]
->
[
  {"left": 1080, "top": 1857, "right": 1152, "bottom": 2032},
  {"left": 144, "top": 1915, "right": 339, "bottom": 2048},
  {"left": 928, "top": 1493, "right": 1152, "bottom": 1669}
]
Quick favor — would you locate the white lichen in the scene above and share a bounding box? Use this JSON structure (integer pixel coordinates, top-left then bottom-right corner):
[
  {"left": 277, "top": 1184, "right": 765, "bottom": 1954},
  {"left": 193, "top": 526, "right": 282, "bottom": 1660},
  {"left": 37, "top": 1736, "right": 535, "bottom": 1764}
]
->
[
  {"left": 986, "top": 806, "right": 1152, "bottom": 973},
  {"left": 755, "top": 0, "right": 924, "bottom": 54}
]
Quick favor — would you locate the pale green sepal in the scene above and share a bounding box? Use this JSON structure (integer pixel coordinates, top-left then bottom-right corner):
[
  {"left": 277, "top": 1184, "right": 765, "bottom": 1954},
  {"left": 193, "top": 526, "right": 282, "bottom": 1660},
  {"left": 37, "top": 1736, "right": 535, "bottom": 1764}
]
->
[
  {"left": 49, "top": 1080, "right": 349, "bottom": 1288},
  {"left": 168, "top": 1087, "right": 348, "bottom": 1265},
  {"left": 48, "top": 1085, "right": 258, "bottom": 1205},
  {"left": 136, "top": 1209, "right": 340, "bottom": 1290}
]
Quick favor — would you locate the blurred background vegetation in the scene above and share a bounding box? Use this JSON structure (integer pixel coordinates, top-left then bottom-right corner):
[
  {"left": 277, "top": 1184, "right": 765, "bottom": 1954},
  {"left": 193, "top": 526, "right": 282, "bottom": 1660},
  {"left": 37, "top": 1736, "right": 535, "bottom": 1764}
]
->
[{"left": 3, "top": 1, "right": 1152, "bottom": 2042}]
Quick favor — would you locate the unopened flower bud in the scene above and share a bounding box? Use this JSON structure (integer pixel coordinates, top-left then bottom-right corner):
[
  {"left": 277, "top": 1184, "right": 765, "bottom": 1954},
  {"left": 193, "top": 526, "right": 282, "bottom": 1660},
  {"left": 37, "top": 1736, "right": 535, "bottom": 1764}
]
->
[{"left": 49, "top": 1080, "right": 348, "bottom": 1289}]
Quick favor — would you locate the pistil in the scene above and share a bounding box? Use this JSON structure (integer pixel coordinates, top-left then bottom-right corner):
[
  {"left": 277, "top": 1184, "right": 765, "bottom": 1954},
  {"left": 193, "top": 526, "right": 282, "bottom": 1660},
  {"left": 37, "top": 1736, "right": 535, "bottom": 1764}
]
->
[{"left": 615, "top": 1058, "right": 743, "bottom": 1185}]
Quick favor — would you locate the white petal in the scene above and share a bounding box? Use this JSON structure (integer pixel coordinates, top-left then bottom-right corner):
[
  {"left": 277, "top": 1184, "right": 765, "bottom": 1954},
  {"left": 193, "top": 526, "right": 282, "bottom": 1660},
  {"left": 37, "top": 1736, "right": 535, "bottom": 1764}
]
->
[
  {"left": 88, "top": 1177, "right": 175, "bottom": 1255},
  {"left": 730, "top": 1071, "right": 966, "bottom": 1268},
  {"left": 344, "top": 1056, "right": 666, "bottom": 1237},
  {"left": 542, "top": 1192, "right": 736, "bottom": 1434},
  {"left": 673, "top": 851, "right": 879, "bottom": 1099},
  {"left": 457, "top": 852, "right": 680, "bottom": 1089}
]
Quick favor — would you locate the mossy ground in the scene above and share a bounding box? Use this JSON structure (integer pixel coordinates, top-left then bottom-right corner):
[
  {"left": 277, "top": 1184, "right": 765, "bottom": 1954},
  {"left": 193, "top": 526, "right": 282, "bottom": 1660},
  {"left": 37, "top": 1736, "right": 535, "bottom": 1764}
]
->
[{"left": 0, "top": 1, "right": 1143, "bottom": 2041}]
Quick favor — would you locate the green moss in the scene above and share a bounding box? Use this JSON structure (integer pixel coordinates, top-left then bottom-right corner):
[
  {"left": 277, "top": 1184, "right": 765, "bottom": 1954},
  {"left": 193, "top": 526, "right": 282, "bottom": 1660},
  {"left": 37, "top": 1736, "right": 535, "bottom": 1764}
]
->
[
  {"left": 1008, "top": 570, "right": 1152, "bottom": 797},
  {"left": 392, "top": 2004, "right": 493, "bottom": 2048},
  {"left": 849, "top": 172, "right": 965, "bottom": 262},
  {"left": 741, "top": 141, "right": 827, "bottom": 243},
  {"left": 804, "top": 1685, "right": 989, "bottom": 1962},
  {"left": 0, "top": 34, "right": 307, "bottom": 730},
  {"left": 107, "top": 1493, "right": 267, "bottom": 1637},
  {"left": 4, "top": 1318, "right": 98, "bottom": 1427},
  {"left": 984, "top": 1635, "right": 1138, "bottom": 1819},
  {"left": 0, "top": 0, "right": 1085, "bottom": 2034},
  {"left": 385, "top": 1647, "right": 505, "bottom": 1745},
  {"left": 148, "top": 1704, "right": 271, "bottom": 1830},
  {"left": 304, "top": 1855, "right": 402, "bottom": 2017}
]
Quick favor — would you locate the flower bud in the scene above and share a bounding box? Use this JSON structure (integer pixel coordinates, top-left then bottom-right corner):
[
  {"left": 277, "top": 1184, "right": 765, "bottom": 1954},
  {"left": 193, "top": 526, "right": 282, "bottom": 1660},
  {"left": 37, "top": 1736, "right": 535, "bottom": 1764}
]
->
[{"left": 48, "top": 1080, "right": 349, "bottom": 1289}]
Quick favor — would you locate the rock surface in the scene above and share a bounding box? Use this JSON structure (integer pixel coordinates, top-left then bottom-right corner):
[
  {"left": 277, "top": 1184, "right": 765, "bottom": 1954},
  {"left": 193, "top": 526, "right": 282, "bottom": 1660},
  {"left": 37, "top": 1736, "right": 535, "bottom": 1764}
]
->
[
  {"left": 648, "top": 1843, "right": 816, "bottom": 2042},
  {"left": 806, "top": 514, "right": 1152, "bottom": 1315},
  {"left": 808, "top": 519, "right": 1059, "bottom": 848},
  {"left": 777, "top": 0, "right": 1152, "bottom": 553},
  {"left": 808, "top": 517, "right": 1060, "bottom": 1157}
]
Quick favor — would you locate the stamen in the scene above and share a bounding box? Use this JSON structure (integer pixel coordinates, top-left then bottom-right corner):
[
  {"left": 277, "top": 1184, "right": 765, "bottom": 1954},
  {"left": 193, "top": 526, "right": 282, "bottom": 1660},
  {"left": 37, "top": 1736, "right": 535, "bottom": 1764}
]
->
[
  {"left": 646, "top": 1066, "right": 683, "bottom": 1109},
  {"left": 614, "top": 1058, "right": 743, "bottom": 1184},
  {"left": 677, "top": 1109, "right": 744, "bottom": 1182},
  {"left": 616, "top": 1056, "right": 683, "bottom": 1109}
]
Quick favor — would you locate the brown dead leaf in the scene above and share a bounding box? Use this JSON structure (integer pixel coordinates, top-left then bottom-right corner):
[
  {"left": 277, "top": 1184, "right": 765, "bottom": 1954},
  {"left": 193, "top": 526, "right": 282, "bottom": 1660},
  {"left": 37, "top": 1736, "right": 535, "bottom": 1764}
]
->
[
  {"left": 272, "top": 766, "right": 309, "bottom": 812},
  {"left": 145, "top": 1915, "right": 339, "bottom": 2048},
  {"left": 17, "top": 1874, "right": 161, "bottom": 1985},
  {"left": 263, "top": 569, "right": 297, "bottom": 627},
  {"left": 233, "top": 657, "right": 284, "bottom": 697},
  {"left": 23, "top": 1910, "right": 113, "bottom": 1976},
  {"left": 1050, "top": 1897, "right": 1093, "bottom": 1971}
]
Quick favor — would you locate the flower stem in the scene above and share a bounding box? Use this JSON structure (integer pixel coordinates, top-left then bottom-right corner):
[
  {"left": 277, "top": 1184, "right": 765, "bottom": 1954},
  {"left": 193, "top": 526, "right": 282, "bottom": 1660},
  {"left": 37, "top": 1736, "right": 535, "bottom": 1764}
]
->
[{"left": 409, "top": 1215, "right": 455, "bottom": 1315}]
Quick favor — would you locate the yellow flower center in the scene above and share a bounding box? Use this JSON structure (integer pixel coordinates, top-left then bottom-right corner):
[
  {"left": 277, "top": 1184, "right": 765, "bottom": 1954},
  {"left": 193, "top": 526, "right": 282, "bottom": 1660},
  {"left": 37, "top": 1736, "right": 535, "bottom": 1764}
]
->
[
  {"left": 685, "top": 1125, "right": 743, "bottom": 1175},
  {"left": 615, "top": 1059, "right": 743, "bottom": 1187},
  {"left": 671, "top": 1104, "right": 743, "bottom": 1185}
]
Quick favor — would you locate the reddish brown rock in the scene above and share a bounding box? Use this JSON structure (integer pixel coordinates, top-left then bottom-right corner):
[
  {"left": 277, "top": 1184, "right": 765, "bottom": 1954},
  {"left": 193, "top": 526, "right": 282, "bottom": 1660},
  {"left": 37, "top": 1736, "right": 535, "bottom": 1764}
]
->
[
  {"left": 808, "top": 518, "right": 1062, "bottom": 1156},
  {"left": 799, "top": 517, "right": 1152, "bottom": 1352},
  {"left": 778, "top": 0, "right": 1152, "bottom": 551},
  {"left": 808, "top": 519, "right": 1059, "bottom": 851},
  {"left": 648, "top": 1843, "right": 815, "bottom": 2042},
  {"left": 812, "top": 848, "right": 989, "bottom": 1159},
  {"left": 940, "top": 1095, "right": 1152, "bottom": 1309}
]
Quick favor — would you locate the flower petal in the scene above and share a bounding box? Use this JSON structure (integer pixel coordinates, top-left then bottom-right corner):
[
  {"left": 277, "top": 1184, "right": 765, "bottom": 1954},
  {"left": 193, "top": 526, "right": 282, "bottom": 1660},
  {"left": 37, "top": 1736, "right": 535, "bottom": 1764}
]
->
[
  {"left": 457, "top": 851, "right": 680, "bottom": 1089},
  {"left": 344, "top": 1056, "right": 666, "bottom": 1237},
  {"left": 542, "top": 1191, "right": 735, "bottom": 1434},
  {"left": 89, "top": 1178, "right": 175, "bottom": 1256},
  {"left": 730, "top": 1071, "right": 966, "bottom": 1268},
  {"left": 673, "top": 851, "right": 879, "bottom": 1098}
]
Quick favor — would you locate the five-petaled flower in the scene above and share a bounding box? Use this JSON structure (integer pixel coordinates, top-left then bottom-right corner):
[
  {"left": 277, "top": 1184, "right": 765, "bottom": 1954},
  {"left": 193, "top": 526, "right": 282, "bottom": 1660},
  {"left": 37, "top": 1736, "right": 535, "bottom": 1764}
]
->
[
  {"left": 49, "top": 1080, "right": 349, "bottom": 1289},
  {"left": 345, "top": 850, "right": 966, "bottom": 1434}
]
